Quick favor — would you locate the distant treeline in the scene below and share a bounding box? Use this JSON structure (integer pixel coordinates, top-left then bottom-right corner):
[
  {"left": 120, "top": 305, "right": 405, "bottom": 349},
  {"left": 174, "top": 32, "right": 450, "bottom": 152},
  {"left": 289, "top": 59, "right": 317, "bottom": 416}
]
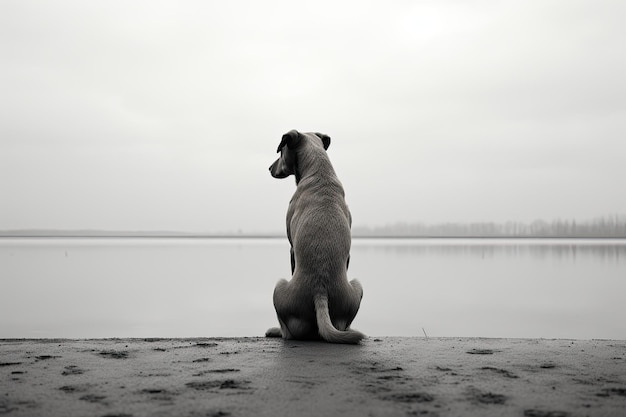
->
[
  {"left": 2, "top": 216, "right": 626, "bottom": 238},
  {"left": 352, "top": 216, "right": 626, "bottom": 238}
]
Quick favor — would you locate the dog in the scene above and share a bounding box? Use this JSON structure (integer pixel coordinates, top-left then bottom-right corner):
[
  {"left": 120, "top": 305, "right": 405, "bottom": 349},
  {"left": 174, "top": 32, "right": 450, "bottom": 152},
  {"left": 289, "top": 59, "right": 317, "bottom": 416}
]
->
[{"left": 265, "top": 129, "right": 365, "bottom": 344}]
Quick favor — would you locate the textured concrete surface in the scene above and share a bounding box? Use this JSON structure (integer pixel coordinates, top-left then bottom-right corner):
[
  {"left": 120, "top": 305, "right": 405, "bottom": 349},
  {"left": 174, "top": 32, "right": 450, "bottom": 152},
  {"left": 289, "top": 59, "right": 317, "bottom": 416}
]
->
[{"left": 1, "top": 337, "right": 625, "bottom": 416}]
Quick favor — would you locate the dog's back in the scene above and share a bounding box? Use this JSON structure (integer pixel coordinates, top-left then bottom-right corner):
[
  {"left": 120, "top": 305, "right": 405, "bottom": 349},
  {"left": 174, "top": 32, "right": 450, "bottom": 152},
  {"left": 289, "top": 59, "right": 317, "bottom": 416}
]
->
[{"left": 267, "top": 130, "right": 364, "bottom": 344}]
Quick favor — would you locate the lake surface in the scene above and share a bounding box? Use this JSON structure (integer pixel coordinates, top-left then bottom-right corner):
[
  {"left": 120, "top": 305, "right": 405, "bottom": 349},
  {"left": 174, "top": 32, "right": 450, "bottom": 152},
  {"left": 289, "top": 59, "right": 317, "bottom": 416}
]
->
[{"left": 1, "top": 237, "right": 625, "bottom": 340}]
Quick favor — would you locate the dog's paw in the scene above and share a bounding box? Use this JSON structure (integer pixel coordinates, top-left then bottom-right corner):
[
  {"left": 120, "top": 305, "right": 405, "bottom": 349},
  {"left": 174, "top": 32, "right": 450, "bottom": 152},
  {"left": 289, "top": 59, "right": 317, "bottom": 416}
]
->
[{"left": 265, "top": 327, "right": 282, "bottom": 338}]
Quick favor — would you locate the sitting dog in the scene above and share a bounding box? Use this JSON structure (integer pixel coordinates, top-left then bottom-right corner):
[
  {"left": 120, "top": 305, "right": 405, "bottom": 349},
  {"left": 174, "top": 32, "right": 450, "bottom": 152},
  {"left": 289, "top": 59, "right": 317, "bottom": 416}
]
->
[{"left": 265, "top": 130, "right": 365, "bottom": 344}]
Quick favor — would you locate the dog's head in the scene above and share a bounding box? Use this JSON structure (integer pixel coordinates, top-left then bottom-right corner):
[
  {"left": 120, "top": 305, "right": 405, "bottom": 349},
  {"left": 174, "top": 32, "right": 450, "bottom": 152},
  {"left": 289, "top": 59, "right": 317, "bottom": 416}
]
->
[{"left": 269, "top": 130, "right": 331, "bottom": 182}]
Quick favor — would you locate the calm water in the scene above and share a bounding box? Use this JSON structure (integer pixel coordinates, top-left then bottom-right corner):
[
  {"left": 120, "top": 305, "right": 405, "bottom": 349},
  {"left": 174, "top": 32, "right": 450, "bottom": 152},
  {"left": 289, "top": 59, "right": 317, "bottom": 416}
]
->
[{"left": 1, "top": 237, "right": 625, "bottom": 340}]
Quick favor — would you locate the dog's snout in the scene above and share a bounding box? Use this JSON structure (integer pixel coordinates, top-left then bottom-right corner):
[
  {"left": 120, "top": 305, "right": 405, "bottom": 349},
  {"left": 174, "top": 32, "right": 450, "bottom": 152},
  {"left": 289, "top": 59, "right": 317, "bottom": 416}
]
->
[
  {"left": 269, "top": 160, "right": 279, "bottom": 177},
  {"left": 269, "top": 158, "right": 290, "bottom": 179}
]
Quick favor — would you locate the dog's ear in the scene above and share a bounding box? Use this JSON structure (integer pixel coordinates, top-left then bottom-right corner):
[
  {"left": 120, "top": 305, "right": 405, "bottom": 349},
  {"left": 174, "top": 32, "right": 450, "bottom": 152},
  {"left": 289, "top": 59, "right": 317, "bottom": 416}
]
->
[
  {"left": 277, "top": 130, "right": 301, "bottom": 152},
  {"left": 315, "top": 132, "right": 331, "bottom": 150}
]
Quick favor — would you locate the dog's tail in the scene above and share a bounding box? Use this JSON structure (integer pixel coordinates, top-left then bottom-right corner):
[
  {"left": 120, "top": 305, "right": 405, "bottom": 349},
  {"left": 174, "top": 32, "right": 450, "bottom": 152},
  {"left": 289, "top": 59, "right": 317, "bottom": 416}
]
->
[{"left": 314, "top": 293, "right": 365, "bottom": 344}]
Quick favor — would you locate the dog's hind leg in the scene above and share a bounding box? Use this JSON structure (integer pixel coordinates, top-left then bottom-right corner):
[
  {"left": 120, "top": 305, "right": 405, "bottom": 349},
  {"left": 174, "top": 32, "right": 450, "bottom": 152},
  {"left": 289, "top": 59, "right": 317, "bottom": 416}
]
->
[
  {"left": 350, "top": 278, "right": 363, "bottom": 301},
  {"left": 266, "top": 316, "right": 291, "bottom": 338},
  {"left": 265, "top": 327, "right": 282, "bottom": 337},
  {"left": 268, "top": 279, "right": 320, "bottom": 340},
  {"left": 267, "top": 317, "right": 305, "bottom": 340},
  {"left": 267, "top": 279, "right": 294, "bottom": 339},
  {"left": 344, "top": 279, "right": 364, "bottom": 329},
  {"left": 333, "top": 319, "right": 349, "bottom": 332},
  {"left": 284, "top": 317, "right": 317, "bottom": 340}
]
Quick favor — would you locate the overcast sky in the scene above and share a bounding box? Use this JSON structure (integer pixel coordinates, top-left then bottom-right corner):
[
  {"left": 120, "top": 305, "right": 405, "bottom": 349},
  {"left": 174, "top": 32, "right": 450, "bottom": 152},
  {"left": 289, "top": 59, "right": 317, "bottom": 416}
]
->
[{"left": 1, "top": 0, "right": 625, "bottom": 233}]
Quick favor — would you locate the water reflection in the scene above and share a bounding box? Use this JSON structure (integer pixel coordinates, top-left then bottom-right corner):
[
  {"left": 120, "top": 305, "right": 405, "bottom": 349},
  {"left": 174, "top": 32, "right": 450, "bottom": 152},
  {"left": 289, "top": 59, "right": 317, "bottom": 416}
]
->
[
  {"left": 1, "top": 238, "right": 625, "bottom": 339},
  {"left": 353, "top": 238, "right": 626, "bottom": 262},
  {"left": 349, "top": 238, "right": 626, "bottom": 340}
]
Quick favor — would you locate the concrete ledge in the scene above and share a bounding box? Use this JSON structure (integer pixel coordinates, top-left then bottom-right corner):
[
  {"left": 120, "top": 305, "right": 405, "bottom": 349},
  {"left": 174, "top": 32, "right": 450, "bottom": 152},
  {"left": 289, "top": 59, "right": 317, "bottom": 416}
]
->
[{"left": 1, "top": 337, "right": 625, "bottom": 416}]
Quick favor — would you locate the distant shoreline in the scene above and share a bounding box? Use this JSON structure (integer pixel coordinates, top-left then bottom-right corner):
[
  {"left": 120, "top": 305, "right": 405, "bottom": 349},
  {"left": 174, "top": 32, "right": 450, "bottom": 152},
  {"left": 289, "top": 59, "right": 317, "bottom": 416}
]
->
[
  {"left": 2, "top": 234, "right": 626, "bottom": 240},
  {"left": 3, "top": 216, "right": 625, "bottom": 239}
]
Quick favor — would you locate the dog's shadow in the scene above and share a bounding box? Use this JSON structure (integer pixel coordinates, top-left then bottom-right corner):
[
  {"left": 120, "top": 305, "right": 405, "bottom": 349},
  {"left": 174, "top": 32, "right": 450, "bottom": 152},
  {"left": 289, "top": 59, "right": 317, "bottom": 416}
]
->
[
  {"left": 259, "top": 339, "right": 432, "bottom": 412},
  {"left": 265, "top": 339, "right": 369, "bottom": 396}
]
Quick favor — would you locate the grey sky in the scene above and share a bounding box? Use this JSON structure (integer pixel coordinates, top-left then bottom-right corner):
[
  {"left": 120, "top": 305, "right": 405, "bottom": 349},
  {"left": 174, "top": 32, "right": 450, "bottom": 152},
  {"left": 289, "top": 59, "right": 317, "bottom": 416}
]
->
[{"left": 2, "top": 0, "right": 625, "bottom": 233}]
